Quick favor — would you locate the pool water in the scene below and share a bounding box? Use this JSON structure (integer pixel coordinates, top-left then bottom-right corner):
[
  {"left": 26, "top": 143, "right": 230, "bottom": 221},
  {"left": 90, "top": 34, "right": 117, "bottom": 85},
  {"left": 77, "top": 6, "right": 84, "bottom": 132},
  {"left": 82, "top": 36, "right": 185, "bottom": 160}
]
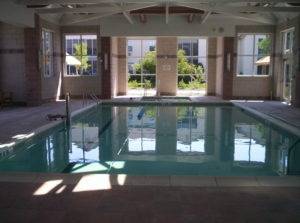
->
[{"left": 0, "top": 105, "right": 299, "bottom": 176}]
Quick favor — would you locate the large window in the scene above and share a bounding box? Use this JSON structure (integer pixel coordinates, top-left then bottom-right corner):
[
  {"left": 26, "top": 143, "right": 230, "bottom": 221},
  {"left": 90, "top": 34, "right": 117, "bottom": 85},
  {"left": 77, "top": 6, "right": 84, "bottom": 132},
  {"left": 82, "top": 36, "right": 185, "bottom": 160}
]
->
[
  {"left": 237, "top": 34, "right": 271, "bottom": 76},
  {"left": 177, "top": 107, "right": 206, "bottom": 153},
  {"left": 282, "top": 28, "right": 294, "bottom": 102},
  {"left": 127, "top": 107, "right": 156, "bottom": 152},
  {"left": 282, "top": 28, "right": 294, "bottom": 54},
  {"left": 127, "top": 39, "right": 156, "bottom": 89},
  {"left": 42, "top": 30, "right": 54, "bottom": 77},
  {"left": 65, "top": 34, "right": 97, "bottom": 76},
  {"left": 177, "top": 38, "right": 207, "bottom": 90},
  {"left": 234, "top": 124, "right": 266, "bottom": 164}
]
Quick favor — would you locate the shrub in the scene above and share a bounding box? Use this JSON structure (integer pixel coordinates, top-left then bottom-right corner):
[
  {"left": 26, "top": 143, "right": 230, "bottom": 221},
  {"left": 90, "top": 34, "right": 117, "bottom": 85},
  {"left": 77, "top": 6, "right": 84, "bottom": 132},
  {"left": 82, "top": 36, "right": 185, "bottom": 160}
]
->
[{"left": 128, "top": 80, "right": 141, "bottom": 89}]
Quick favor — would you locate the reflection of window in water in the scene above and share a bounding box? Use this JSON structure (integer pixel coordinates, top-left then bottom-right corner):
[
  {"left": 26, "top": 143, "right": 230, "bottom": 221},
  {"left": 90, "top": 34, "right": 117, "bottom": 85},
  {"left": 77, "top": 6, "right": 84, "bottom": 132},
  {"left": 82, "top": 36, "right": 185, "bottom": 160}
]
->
[
  {"left": 177, "top": 107, "right": 206, "bottom": 153},
  {"left": 234, "top": 124, "right": 266, "bottom": 164},
  {"left": 127, "top": 107, "right": 156, "bottom": 152},
  {"left": 277, "top": 136, "right": 291, "bottom": 174},
  {"left": 45, "top": 136, "right": 54, "bottom": 169},
  {"left": 69, "top": 124, "right": 100, "bottom": 163}
]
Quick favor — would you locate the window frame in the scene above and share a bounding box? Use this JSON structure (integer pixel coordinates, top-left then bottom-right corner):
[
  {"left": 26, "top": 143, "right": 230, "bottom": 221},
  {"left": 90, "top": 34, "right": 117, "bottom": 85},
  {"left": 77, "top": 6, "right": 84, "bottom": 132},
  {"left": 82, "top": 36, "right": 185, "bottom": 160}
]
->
[
  {"left": 127, "top": 38, "right": 157, "bottom": 88},
  {"left": 64, "top": 33, "right": 98, "bottom": 77},
  {"left": 177, "top": 37, "right": 208, "bottom": 89},
  {"left": 177, "top": 37, "right": 207, "bottom": 76},
  {"left": 281, "top": 27, "right": 294, "bottom": 55},
  {"left": 42, "top": 29, "right": 54, "bottom": 78},
  {"left": 236, "top": 33, "right": 272, "bottom": 77}
]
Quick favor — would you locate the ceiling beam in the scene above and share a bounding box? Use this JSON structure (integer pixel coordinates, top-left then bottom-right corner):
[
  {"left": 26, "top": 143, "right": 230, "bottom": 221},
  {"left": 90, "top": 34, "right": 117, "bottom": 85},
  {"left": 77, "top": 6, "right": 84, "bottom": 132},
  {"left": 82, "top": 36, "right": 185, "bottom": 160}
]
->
[
  {"left": 36, "top": 4, "right": 300, "bottom": 14},
  {"left": 206, "top": 6, "right": 300, "bottom": 13},
  {"left": 112, "top": 3, "right": 135, "bottom": 24},
  {"left": 123, "top": 11, "right": 134, "bottom": 24},
  {"left": 199, "top": 11, "right": 211, "bottom": 24},
  {"left": 59, "top": 3, "right": 157, "bottom": 25},
  {"left": 177, "top": 3, "right": 276, "bottom": 24},
  {"left": 60, "top": 11, "right": 117, "bottom": 25},
  {"left": 165, "top": 2, "right": 169, "bottom": 24},
  {"left": 36, "top": 5, "right": 124, "bottom": 14},
  {"left": 15, "top": 0, "right": 300, "bottom": 5}
]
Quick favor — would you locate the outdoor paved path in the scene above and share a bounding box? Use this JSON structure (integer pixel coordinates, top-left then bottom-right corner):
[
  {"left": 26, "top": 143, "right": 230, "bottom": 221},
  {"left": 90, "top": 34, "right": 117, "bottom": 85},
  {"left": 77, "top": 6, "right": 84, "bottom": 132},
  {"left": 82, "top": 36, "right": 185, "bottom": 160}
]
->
[
  {"left": 233, "top": 100, "right": 300, "bottom": 128},
  {"left": 0, "top": 181, "right": 299, "bottom": 223},
  {"left": 0, "top": 100, "right": 92, "bottom": 144}
]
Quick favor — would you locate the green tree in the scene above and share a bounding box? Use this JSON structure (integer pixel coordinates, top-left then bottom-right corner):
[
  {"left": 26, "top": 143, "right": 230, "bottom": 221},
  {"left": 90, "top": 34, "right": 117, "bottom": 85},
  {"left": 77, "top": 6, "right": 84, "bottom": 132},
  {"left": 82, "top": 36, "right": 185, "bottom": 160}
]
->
[
  {"left": 177, "top": 49, "right": 204, "bottom": 82},
  {"left": 134, "top": 51, "right": 156, "bottom": 74},
  {"left": 130, "top": 49, "right": 206, "bottom": 90},
  {"left": 258, "top": 37, "right": 271, "bottom": 55},
  {"left": 74, "top": 43, "right": 90, "bottom": 73}
]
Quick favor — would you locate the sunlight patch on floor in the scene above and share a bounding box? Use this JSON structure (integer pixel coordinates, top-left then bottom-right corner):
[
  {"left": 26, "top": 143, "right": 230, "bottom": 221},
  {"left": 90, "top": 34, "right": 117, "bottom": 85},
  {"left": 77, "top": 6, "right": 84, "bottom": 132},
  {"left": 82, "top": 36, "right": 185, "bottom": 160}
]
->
[
  {"left": 34, "top": 179, "right": 63, "bottom": 196},
  {"left": 72, "top": 174, "right": 112, "bottom": 192}
]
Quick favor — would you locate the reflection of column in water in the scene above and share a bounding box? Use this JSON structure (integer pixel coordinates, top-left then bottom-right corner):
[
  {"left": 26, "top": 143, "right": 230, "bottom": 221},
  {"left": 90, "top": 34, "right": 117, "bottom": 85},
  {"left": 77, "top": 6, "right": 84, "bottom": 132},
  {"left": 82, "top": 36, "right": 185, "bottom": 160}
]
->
[
  {"left": 204, "top": 106, "right": 214, "bottom": 155},
  {"left": 116, "top": 107, "right": 128, "bottom": 154},
  {"left": 189, "top": 106, "right": 192, "bottom": 151},
  {"left": 99, "top": 106, "right": 113, "bottom": 162},
  {"left": 63, "top": 127, "right": 71, "bottom": 166},
  {"left": 264, "top": 123, "right": 272, "bottom": 167},
  {"left": 156, "top": 106, "right": 177, "bottom": 155},
  {"left": 219, "top": 107, "right": 234, "bottom": 162},
  {"left": 81, "top": 122, "right": 85, "bottom": 163}
]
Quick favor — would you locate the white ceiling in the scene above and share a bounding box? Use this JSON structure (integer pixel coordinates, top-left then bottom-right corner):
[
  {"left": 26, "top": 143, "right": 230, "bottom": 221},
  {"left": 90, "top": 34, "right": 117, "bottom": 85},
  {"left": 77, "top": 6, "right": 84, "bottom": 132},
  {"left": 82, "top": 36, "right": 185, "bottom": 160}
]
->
[{"left": 1, "top": 0, "right": 300, "bottom": 28}]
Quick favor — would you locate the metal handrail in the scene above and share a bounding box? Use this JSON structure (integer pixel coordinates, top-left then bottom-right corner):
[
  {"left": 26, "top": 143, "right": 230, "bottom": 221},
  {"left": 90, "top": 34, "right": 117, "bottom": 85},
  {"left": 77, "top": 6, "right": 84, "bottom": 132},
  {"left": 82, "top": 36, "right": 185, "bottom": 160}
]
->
[
  {"left": 82, "top": 92, "right": 101, "bottom": 107},
  {"left": 90, "top": 92, "right": 100, "bottom": 104},
  {"left": 287, "top": 138, "right": 300, "bottom": 175}
]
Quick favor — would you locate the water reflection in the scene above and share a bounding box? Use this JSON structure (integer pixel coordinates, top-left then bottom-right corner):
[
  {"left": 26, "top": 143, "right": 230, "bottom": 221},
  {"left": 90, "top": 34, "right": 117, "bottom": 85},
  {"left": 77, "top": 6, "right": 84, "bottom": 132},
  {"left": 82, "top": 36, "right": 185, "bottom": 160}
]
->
[{"left": 0, "top": 105, "right": 299, "bottom": 175}]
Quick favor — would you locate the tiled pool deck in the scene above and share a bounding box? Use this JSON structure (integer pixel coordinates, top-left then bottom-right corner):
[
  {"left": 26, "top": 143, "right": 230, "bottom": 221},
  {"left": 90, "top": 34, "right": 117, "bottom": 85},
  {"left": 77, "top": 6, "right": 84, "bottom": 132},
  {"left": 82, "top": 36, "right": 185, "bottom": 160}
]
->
[
  {"left": 0, "top": 176, "right": 300, "bottom": 223},
  {"left": 233, "top": 100, "right": 300, "bottom": 129},
  {"left": 0, "top": 97, "right": 300, "bottom": 222},
  {"left": 0, "top": 100, "right": 94, "bottom": 145}
]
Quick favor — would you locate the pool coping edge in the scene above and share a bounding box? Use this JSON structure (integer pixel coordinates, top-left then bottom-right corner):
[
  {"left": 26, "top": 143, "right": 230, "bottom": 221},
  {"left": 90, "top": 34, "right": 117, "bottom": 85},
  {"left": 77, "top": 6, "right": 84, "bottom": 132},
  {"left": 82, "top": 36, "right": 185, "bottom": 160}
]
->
[{"left": 0, "top": 172, "right": 300, "bottom": 187}]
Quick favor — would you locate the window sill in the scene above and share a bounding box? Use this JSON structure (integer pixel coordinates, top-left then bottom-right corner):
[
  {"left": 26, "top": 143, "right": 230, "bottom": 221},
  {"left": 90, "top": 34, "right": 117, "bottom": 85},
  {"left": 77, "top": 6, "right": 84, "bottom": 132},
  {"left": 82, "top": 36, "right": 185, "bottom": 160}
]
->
[
  {"left": 236, "top": 75, "right": 270, "bottom": 77},
  {"left": 64, "top": 75, "right": 98, "bottom": 77}
]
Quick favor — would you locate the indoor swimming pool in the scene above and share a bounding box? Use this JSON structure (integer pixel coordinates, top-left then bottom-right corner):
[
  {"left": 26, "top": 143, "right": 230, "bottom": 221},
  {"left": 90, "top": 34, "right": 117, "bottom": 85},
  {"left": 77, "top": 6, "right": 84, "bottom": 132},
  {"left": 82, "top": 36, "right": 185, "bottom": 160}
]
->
[{"left": 0, "top": 104, "right": 299, "bottom": 176}]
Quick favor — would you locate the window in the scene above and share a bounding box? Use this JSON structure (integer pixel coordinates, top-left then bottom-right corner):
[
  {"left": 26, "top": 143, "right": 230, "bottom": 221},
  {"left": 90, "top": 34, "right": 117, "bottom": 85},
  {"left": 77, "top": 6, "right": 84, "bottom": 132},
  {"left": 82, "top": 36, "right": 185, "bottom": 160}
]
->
[
  {"left": 65, "top": 34, "right": 97, "bottom": 76},
  {"left": 149, "top": 45, "right": 155, "bottom": 51},
  {"left": 234, "top": 124, "right": 266, "bottom": 164},
  {"left": 128, "top": 45, "right": 133, "bottom": 56},
  {"left": 177, "top": 38, "right": 207, "bottom": 88},
  {"left": 127, "top": 107, "right": 156, "bottom": 152},
  {"left": 237, "top": 34, "right": 271, "bottom": 76},
  {"left": 127, "top": 39, "right": 156, "bottom": 89},
  {"left": 177, "top": 107, "right": 206, "bottom": 153},
  {"left": 42, "top": 30, "right": 54, "bottom": 77},
  {"left": 282, "top": 28, "right": 294, "bottom": 54}
]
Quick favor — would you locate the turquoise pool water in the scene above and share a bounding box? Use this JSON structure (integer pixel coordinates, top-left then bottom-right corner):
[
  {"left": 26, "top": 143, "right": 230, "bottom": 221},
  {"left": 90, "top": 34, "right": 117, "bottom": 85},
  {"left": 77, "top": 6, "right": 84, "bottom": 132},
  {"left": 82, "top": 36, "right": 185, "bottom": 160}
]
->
[{"left": 0, "top": 105, "right": 299, "bottom": 176}]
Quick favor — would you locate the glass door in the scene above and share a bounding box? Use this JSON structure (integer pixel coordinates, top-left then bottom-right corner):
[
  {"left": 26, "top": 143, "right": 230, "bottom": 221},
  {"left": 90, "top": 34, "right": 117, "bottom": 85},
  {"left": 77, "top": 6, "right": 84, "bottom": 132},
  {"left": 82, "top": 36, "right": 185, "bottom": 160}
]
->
[
  {"left": 282, "top": 28, "right": 294, "bottom": 103},
  {"left": 283, "top": 60, "right": 292, "bottom": 103}
]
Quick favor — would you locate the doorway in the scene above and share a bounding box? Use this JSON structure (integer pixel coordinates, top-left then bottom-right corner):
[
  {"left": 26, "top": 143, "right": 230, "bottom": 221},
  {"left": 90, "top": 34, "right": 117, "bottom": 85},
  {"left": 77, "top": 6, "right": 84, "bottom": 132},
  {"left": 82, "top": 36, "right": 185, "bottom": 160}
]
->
[
  {"left": 127, "top": 38, "right": 157, "bottom": 97},
  {"left": 281, "top": 28, "right": 294, "bottom": 103},
  {"left": 177, "top": 37, "right": 207, "bottom": 96},
  {"left": 283, "top": 60, "right": 292, "bottom": 102}
]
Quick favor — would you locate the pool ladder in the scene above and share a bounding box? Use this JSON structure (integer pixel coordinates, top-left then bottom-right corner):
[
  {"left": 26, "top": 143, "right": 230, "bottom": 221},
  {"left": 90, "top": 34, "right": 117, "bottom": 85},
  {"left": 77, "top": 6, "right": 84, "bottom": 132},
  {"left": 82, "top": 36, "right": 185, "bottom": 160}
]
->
[{"left": 82, "top": 92, "right": 101, "bottom": 107}]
